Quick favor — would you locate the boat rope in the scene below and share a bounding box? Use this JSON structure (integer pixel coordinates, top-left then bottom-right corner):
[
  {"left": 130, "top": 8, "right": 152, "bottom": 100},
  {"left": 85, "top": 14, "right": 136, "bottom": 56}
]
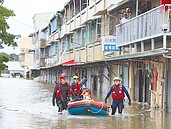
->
[{"left": 87, "top": 102, "right": 104, "bottom": 114}]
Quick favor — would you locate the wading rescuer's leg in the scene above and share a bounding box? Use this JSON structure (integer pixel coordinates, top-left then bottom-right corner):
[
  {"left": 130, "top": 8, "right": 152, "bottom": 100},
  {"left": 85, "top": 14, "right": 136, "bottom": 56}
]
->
[
  {"left": 56, "top": 99, "right": 63, "bottom": 112},
  {"left": 118, "top": 100, "right": 124, "bottom": 114},
  {"left": 62, "top": 100, "right": 68, "bottom": 110},
  {"left": 111, "top": 106, "right": 117, "bottom": 115},
  {"left": 111, "top": 100, "right": 117, "bottom": 115}
]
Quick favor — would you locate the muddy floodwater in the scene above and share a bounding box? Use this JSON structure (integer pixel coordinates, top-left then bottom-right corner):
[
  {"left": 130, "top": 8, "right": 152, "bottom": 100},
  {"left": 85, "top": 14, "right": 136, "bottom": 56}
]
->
[{"left": 0, "top": 78, "right": 171, "bottom": 129}]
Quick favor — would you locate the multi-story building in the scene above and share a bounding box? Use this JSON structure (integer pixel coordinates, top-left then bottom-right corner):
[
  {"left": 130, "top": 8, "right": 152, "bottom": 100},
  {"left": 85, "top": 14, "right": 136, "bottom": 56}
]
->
[
  {"left": 31, "top": 0, "right": 171, "bottom": 109},
  {"left": 31, "top": 12, "right": 55, "bottom": 69},
  {"left": 38, "top": 0, "right": 124, "bottom": 89},
  {"left": 18, "top": 37, "right": 34, "bottom": 78},
  {"left": 107, "top": 0, "right": 171, "bottom": 109}
]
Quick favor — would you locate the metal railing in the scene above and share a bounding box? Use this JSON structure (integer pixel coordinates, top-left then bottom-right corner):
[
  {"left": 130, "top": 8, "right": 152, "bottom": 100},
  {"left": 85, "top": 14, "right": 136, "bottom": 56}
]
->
[{"left": 116, "top": 5, "right": 171, "bottom": 46}]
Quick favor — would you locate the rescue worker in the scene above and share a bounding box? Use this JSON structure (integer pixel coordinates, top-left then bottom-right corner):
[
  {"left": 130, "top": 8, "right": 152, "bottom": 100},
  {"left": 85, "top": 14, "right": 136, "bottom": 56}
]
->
[
  {"left": 70, "top": 75, "right": 85, "bottom": 101},
  {"left": 52, "top": 73, "right": 71, "bottom": 113},
  {"left": 104, "top": 77, "right": 131, "bottom": 115}
]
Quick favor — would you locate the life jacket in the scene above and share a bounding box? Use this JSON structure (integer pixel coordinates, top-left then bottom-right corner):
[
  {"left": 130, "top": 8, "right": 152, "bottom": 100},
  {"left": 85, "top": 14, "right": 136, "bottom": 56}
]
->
[
  {"left": 112, "top": 85, "right": 125, "bottom": 100},
  {"left": 55, "top": 82, "right": 71, "bottom": 99},
  {"left": 72, "top": 83, "right": 82, "bottom": 95}
]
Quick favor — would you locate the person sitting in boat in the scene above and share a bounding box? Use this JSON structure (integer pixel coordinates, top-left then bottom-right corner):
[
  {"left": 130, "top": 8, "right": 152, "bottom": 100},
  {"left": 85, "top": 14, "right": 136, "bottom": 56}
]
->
[
  {"left": 70, "top": 75, "right": 85, "bottom": 101},
  {"left": 52, "top": 73, "right": 71, "bottom": 113},
  {"left": 82, "top": 89, "right": 92, "bottom": 100},
  {"left": 104, "top": 77, "right": 131, "bottom": 115}
]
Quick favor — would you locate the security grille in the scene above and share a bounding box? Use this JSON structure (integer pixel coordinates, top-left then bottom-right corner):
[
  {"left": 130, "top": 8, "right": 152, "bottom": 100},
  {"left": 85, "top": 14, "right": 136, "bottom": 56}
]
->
[{"left": 166, "top": 59, "right": 171, "bottom": 109}]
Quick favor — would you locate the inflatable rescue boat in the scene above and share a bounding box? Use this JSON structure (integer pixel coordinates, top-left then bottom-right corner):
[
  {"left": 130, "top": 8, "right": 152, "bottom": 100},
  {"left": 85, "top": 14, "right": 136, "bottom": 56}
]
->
[{"left": 68, "top": 99, "right": 109, "bottom": 115}]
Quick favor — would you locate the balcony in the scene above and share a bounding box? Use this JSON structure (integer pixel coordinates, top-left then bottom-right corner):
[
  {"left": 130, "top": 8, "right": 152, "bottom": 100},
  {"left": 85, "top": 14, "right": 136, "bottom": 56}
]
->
[
  {"left": 45, "top": 55, "right": 58, "bottom": 67},
  {"left": 40, "top": 39, "right": 46, "bottom": 48},
  {"left": 39, "top": 32, "right": 47, "bottom": 40},
  {"left": 40, "top": 58, "right": 45, "bottom": 67},
  {"left": 116, "top": 5, "right": 171, "bottom": 47},
  {"left": 60, "top": 41, "right": 102, "bottom": 63}
]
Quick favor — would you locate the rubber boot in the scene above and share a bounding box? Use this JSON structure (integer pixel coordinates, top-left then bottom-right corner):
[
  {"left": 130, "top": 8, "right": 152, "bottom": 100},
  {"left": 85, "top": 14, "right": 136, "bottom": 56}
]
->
[
  {"left": 111, "top": 107, "right": 117, "bottom": 115},
  {"left": 58, "top": 107, "right": 62, "bottom": 112}
]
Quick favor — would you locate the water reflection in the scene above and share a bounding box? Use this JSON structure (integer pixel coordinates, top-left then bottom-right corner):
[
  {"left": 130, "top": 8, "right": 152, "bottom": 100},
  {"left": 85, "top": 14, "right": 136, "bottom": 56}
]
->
[{"left": 0, "top": 78, "right": 170, "bottom": 129}]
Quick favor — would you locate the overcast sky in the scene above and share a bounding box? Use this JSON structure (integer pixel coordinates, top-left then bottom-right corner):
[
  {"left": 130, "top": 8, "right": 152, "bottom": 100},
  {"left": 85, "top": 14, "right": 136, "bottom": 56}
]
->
[{"left": 0, "top": 0, "right": 68, "bottom": 54}]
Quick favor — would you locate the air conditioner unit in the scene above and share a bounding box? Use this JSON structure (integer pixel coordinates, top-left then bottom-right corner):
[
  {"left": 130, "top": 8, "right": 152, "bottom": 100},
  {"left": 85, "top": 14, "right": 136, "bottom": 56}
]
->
[{"left": 161, "top": 24, "right": 168, "bottom": 32}]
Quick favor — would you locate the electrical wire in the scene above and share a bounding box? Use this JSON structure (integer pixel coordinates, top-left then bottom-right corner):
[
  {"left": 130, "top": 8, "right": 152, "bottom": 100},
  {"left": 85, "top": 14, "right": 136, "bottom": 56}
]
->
[{"left": 8, "top": 17, "right": 36, "bottom": 30}]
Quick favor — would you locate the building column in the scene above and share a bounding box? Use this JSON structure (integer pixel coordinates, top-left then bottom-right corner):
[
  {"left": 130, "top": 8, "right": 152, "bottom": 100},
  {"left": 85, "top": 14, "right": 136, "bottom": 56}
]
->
[
  {"left": 141, "top": 41, "right": 144, "bottom": 52},
  {"left": 151, "top": 38, "right": 154, "bottom": 50},
  {"left": 129, "top": 61, "right": 135, "bottom": 100},
  {"left": 163, "top": 34, "right": 166, "bottom": 49},
  {"left": 129, "top": 44, "right": 132, "bottom": 54}
]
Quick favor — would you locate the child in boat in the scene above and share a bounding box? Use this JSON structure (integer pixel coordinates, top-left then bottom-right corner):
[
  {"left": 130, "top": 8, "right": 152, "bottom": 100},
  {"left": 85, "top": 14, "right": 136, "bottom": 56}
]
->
[{"left": 82, "top": 89, "right": 92, "bottom": 100}]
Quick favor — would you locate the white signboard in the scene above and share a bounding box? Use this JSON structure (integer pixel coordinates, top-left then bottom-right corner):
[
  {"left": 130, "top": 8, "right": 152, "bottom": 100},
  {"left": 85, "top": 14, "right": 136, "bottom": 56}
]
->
[{"left": 102, "top": 36, "right": 119, "bottom": 52}]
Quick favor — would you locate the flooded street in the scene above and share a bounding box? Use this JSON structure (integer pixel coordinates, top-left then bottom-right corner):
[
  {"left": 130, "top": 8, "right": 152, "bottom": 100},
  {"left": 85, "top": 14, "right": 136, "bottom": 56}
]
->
[{"left": 0, "top": 78, "right": 171, "bottom": 129}]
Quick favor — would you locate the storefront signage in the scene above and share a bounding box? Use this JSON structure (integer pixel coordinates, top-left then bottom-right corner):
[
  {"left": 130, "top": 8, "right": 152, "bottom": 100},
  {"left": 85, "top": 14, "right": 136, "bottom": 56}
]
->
[{"left": 102, "top": 36, "right": 119, "bottom": 52}]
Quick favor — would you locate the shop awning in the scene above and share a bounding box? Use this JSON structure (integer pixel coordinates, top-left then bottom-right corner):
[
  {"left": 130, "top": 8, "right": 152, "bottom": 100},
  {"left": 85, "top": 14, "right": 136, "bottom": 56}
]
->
[
  {"left": 58, "top": 59, "right": 83, "bottom": 66},
  {"left": 61, "top": 59, "right": 75, "bottom": 66},
  {"left": 160, "top": 0, "right": 171, "bottom": 4},
  {"left": 160, "top": 0, "right": 171, "bottom": 11}
]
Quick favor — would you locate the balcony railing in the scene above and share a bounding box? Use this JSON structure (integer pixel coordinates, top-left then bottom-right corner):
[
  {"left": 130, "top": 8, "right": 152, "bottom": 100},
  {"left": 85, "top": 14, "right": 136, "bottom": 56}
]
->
[{"left": 116, "top": 5, "right": 171, "bottom": 46}]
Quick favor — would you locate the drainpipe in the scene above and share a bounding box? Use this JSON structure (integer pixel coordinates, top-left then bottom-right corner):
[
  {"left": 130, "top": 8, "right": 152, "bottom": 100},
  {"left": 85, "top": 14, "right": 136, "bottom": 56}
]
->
[
  {"left": 92, "top": 42, "right": 94, "bottom": 62},
  {"left": 136, "top": 0, "right": 139, "bottom": 16},
  {"left": 161, "top": 62, "right": 165, "bottom": 109}
]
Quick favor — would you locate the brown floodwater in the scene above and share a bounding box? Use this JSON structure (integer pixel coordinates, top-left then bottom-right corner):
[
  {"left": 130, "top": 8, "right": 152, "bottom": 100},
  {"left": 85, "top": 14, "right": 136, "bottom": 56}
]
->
[{"left": 0, "top": 78, "right": 171, "bottom": 129}]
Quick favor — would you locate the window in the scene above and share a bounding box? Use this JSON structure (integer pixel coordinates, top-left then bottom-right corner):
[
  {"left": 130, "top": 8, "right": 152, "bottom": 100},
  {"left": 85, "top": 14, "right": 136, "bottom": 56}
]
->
[
  {"left": 85, "top": 18, "right": 101, "bottom": 44},
  {"left": 81, "top": 0, "right": 87, "bottom": 11},
  {"left": 97, "top": 18, "right": 101, "bottom": 41},
  {"left": 73, "top": 28, "right": 85, "bottom": 47},
  {"left": 19, "top": 53, "right": 25, "bottom": 62},
  {"left": 50, "top": 42, "right": 57, "bottom": 56},
  {"left": 61, "top": 37, "right": 68, "bottom": 54},
  {"left": 81, "top": 28, "right": 85, "bottom": 45},
  {"left": 45, "top": 47, "right": 50, "bottom": 58},
  {"left": 40, "top": 48, "right": 45, "bottom": 58},
  {"left": 85, "top": 23, "right": 90, "bottom": 44},
  {"left": 138, "top": 0, "right": 152, "bottom": 14},
  {"left": 66, "top": 35, "right": 72, "bottom": 50},
  {"left": 109, "top": 16, "right": 116, "bottom": 35},
  {"left": 70, "top": 34, "right": 74, "bottom": 49},
  {"left": 50, "top": 17, "right": 57, "bottom": 33}
]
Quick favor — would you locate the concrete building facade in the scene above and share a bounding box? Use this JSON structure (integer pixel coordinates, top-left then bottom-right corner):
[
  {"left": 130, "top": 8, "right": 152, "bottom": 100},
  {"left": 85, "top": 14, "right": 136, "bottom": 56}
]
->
[
  {"left": 30, "top": 0, "right": 171, "bottom": 109},
  {"left": 19, "top": 37, "right": 34, "bottom": 78}
]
